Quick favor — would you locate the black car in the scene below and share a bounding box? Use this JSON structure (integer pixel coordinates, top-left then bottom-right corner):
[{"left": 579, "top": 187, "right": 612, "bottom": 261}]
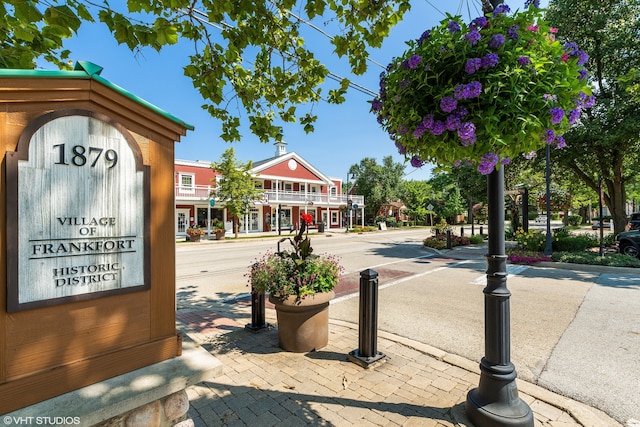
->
[
  {"left": 629, "top": 212, "right": 640, "bottom": 231},
  {"left": 616, "top": 230, "right": 640, "bottom": 258}
]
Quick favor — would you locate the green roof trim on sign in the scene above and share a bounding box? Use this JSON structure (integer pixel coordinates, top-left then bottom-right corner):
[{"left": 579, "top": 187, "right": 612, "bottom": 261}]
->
[{"left": 0, "top": 61, "right": 195, "bottom": 132}]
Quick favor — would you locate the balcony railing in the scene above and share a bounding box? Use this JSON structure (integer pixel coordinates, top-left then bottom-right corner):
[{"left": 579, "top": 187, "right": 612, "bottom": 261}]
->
[{"left": 175, "top": 185, "right": 364, "bottom": 206}]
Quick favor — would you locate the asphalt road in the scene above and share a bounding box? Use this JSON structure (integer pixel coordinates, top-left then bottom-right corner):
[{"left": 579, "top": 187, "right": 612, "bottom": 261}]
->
[{"left": 176, "top": 228, "right": 640, "bottom": 425}]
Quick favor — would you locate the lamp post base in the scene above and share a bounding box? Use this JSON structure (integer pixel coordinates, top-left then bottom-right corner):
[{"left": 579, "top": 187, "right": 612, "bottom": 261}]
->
[{"left": 465, "top": 359, "right": 533, "bottom": 427}]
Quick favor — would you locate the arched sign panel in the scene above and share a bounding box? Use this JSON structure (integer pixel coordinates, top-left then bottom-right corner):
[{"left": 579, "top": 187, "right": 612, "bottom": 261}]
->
[{"left": 6, "top": 110, "right": 150, "bottom": 312}]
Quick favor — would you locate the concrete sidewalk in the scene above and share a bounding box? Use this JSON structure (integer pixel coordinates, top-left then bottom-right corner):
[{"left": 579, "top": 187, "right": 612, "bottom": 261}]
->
[{"left": 177, "top": 301, "right": 620, "bottom": 427}]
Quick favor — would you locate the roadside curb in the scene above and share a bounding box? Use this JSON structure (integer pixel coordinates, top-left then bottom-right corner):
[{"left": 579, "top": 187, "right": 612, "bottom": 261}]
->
[{"left": 329, "top": 318, "right": 622, "bottom": 427}]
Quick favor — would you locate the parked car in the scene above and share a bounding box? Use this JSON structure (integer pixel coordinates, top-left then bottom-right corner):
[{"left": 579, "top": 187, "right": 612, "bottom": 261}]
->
[
  {"left": 629, "top": 212, "right": 640, "bottom": 231},
  {"left": 592, "top": 221, "right": 601, "bottom": 230},
  {"left": 616, "top": 230, "right": 640, "bottom": 258},
  {"left": 535, "top": 215, "right": 547, "bottom": 223}
]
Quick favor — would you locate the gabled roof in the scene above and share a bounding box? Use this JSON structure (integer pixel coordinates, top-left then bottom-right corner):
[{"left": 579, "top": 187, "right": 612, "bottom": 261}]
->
[{"left": 251, "top": 151, "right": 334, "bottom": 185}]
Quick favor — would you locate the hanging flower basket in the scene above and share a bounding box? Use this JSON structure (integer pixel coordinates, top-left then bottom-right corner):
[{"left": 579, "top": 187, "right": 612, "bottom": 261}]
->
[{"left": 372, "top": 2, "right": 593, "bottom": 175}]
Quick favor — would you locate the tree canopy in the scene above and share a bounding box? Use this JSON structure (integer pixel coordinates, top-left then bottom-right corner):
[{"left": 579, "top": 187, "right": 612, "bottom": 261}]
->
[
  {"left": 348, "top": 156, "right": 405, "bottom": 221},
  {"left": 546, "top": 0, "right": 640, "bottom": 233},
  {"left": 0, "top": 0, "right": 410, "bottom": 143},
  {"left": 211, "top": 147, "right": 263, "bottom": 237}
]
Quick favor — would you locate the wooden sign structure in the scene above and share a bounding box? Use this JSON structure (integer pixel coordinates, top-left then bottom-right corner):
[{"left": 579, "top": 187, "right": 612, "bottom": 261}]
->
[{"left": 0, "top": 62, "right": 193, "bottom": 413}]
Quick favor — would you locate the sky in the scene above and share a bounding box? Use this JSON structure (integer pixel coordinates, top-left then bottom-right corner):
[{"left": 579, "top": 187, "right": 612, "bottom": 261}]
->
[{"left": 42, "top": 0, "right": 547, "bottom": 183}]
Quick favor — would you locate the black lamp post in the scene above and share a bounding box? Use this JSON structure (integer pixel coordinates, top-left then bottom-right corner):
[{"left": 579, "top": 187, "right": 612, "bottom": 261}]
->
[
  {"left": 544, "top": 144, "right": 553, "bottom": 256},
  {"left": 466, "top": 1, "right": 533, "bottom": 421},
  {"left": 466, "top": 166, "right": 533, "bottom": 427}
]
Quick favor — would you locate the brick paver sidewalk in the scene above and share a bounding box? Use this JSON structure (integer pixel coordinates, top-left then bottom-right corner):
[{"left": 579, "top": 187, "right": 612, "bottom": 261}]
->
[{"left": 178, "top": 309, "right": 613, "bottom": 427}]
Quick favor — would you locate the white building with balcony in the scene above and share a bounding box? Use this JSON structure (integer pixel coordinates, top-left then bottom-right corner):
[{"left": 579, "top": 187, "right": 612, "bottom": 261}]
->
[{"left": 174, "top": 142, "right": 365, "bottom": 236}]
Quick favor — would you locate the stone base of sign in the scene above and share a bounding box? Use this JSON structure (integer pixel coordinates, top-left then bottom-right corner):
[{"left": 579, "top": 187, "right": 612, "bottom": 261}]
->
[{"left": 3, "top": 338, "right": 222, "bottom": 427}]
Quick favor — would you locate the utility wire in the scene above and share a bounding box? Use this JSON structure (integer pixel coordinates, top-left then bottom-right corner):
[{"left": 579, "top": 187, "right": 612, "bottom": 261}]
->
[{"left": 185, "top": 7, "right": 379, "bottom": 98}]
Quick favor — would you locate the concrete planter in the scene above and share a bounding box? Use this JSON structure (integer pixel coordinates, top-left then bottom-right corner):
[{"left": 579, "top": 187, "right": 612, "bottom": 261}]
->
[{"left": 269, "top": 291, "right": 334, "bottom": 353}]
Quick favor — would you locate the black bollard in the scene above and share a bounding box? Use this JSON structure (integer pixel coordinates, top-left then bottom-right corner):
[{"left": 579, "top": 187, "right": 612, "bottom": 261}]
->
[
  {"left": 461, "top": 226, "right": 464, "bottom": 237},
  {"left": 480, "top": 225, "right": 484, "bottom": 235},
  {"left": 348, "top": 269, "right": 385, "bottom": 368},
  {"left": 446, "top": 230, "right": 452, "bottom": 249},
  {"left": 245, "top": 286, "right": 269, "bottom": 332}
]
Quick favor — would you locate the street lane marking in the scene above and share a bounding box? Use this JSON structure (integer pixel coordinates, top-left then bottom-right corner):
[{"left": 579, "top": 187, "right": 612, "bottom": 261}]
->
[
  {"left": 471, "top": 265, "right": 530, "bottom": 286},
  {"left": 331, "top": 260, "right": 469, "bottom": 305}
]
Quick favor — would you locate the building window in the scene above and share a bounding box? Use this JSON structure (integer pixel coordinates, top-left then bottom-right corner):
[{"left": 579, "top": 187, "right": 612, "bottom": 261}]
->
[
  {"left": 254, "top": 181, "right": 263, "bottom": 190},
  {"left": 179, "top": 173, "right": 195, "bottom": 193},
  {"left": 331, "top": 211, "right": 339, "bottom": 225},
  {"left": 330, "top": 187, "right": 337, "bottom": 196}
]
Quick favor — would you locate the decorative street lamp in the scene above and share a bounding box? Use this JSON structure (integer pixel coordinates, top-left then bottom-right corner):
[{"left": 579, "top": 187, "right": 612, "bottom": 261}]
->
[{"left": 371, "top": 1, "right": 592, "bottom": 425}]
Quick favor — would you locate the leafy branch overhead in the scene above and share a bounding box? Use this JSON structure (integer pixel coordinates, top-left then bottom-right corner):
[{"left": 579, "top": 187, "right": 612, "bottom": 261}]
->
[{"left": 0, "top": 0, "right": 410, "bottom": 142}]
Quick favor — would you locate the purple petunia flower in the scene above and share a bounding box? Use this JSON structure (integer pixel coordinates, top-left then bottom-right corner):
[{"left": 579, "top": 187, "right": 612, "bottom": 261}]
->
[
  {"left": 478, "top": 152, "right": 499, "bottom": 175},
  {"left": 543, "top": 93, "right": 557, "bottom": 102},
  {"left": 457, "top": 122, "right": 476, "bottom": 140},
  {"left": 568, "top": 109, "right": 580, "bottom": 125},
  {"left": 481, "top": 53, "right": 499, "bottom": 69},
  {"left": 446, "top": 115, "right": 461, "bottom": 131},
  {"left": 578, "top": 69, "right": 588, "bottom": 81},
  {"left": 454, "top": 106, "right": 469, "bottom": 118},
  {"left": 472, "top": 16, "right": 488, "bottom": 29},
  {"left": 468, "top": 81, "right": 482, "bottom": 98},
  {"left": 407, "top": 54, "right": 422, "bottom": 69},
  {"left": 448, "top": 20, "right": 461, "bottom": 33},
  {"left": 555, "top": 136, "right": 566, "bottom": 149},
  {"left": 549, "top": 107, "right": 565, "bottom": 124},
  {"left": 525, "top": 0, "right": 540, "bottom": 8},
  {"left": 413, "top": 122, "right": 428, "bottom": 139},
  {"left": 440, "top": 96, "right": 458, "bottom": 113},
  {"left": 454, "top": 81, "right": 482, "bottom": 100},
  {"left": 488, "top": 34, "right": 505, "bottom": 49},
  {"left": 493, "top": 4, "right": 510, "bottom": 16},
  {"left": 507, "top": 25, "right": 520, "bottom": 40},
  {"left": 576, "top": 50, "right": 589, "bottom": 66},
  {"left": 465, "top": 58, "right": 482, "bottom": 74},
  {"left": 563, "top": 42, "right": 579, "bottom": 55},
  {"left": 501, "top": 157, "right": 511, "bottom": 165},
  {"left": 410, "top": 156, "right": 425, "bottom": 168},
  {"left": 454, "top": 160, "right": 462, "bottom": 167},
  {"left": 430, "top": 121, "right": 445, "bottom": 135},
  {"left": 395, "top": 140, "right": 406, "bottom": 155},
  {"left": 523, "top": 151, "right": 537, "bottom": 160},
  {"left": 422, "top": 114, "right": 435, "bottom": 129},
  {"left": 458, "top": 122, "right": 476, "bottom": 146},
  {"left": 418, "top": 30, "right": 431, "bottom": 45},
  {"left": 543, "top": 129, "right": 555, "bottom": 144},
  {"left": 400, "top": 79, "right": 410, "bottom": 90},
  {"left": 371, "top": 98, "right": 382, "bottom": 112},
  {"left": 576, "top": 91, "right": 595, "bottom": 108},
  {"left": 398, "top": 124, "right": 409, "bottom": 135},
  {"left": 465, "top": 29, "right": 481, "bottom": 45},
  {"left": 518, "top": 55, "right": 531, "bottom": 66}
]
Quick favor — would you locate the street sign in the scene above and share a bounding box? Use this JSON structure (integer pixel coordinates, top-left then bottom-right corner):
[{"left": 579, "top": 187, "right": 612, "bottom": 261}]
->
[
  {"left": 427, "top": 204, "right": 434, "bottom": 211},
  {"left": 209, "top": 199, "right": 215, "bottom": 207},
  {"left": 353, "top": 203, "right": 358, "bottom": 209}
]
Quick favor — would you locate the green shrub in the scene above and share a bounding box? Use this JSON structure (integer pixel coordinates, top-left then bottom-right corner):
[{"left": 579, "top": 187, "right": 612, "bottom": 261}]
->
[
  {"left": 566, "top": 214, "right": 582, "bottom": 226},
  {"left": 551, "top": 252, "right": 640, "bottom": 268},
  {"left": 552, "top": 236, "right": 591, "bottom": 252},
  {"left": 469, "top": 234, "right": 484, "bottom": 244},
  {"left": 352, "top": 226, "right": 378, "bottom": 233}
]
